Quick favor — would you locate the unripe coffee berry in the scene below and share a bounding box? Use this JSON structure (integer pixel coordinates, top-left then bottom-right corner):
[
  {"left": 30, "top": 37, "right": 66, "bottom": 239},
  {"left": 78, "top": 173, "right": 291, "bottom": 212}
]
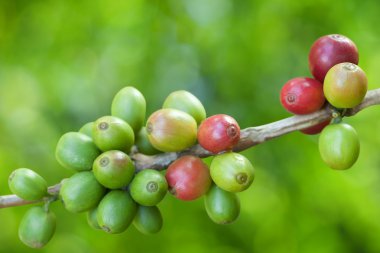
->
[
  {"left": 8, "top": 168, "right": 48, "bottom": 201},
  {"left": 60, "top": 171, "right": 106, "bottom": 213},
  {"left": 280, "top": 77, "right": 325, "bottom": 115},
  {"left": 129, "top": 169, "right": 168, "bottom": 206},
  {"left": 146, "top": 109, "right": 197, "bottom": 152},
  {"left": 309, "top": 34, "right": 359, "bottom": 82},
  {"left": 79, "top": 122, "right": 94, "bottom": 138},
  {"left": 210, "top": 152, "right": 254, "bottom": 192},
  {"left": 87, "top": 208, "right": 101, "bottom": 230},
  {"left": 97, "top": 190, "right": 137, "bottom": 234},
  {"left": 133, "top": 205, "right": 163, "bottom": 235},
  {"left": 323, "top": 62, "right": 367, "bottom": 108},
  {"left": 111, "top": 86, "right": 146, "bottom": 134},
  {"left": 18, "top": 206, "right": 56, "bottom": 249},
  {"left": 197, "top": 114, "right": 240, "bottom": 154},
  {"left": 319, "top": 123, "right": 360, "bottom": 170},
  {"left": 162, "top": 90, "right": 206, "bottom": 125},
  {"left": 55, "top": 132, "right": 100, "bottom": 171},
  {"left": 93, "top": 116, "right": 135, "bottom": 152},
  {"left": 135, "top": 127, "right": 160, "bottom": 155},
  {"left": 165, "top": 156, "right": 212, "bottom": 201},
  {"left": 93, "top": 150, "right": 135, "bottom": 189},
  {"left": 204, "top": 184, "right": 240, "bottom": 224}
]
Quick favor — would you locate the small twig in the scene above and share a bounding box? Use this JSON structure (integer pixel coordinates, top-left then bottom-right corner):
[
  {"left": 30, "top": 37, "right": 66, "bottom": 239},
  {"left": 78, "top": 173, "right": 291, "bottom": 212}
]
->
[
  {"left": 0, "top": 183, "right": 61, "bottom": 209},
  {"left": 1, "top": 88, "right": 380, "bottom": 209},
  {"left": 133, "top": 88, "right": 380, "bottom": 171}
]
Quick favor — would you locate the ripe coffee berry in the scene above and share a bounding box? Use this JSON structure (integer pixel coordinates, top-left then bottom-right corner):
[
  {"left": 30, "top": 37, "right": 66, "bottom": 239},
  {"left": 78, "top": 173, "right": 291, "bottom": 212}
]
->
[
  {"left": 165, "top": 156, "right": 211, "bottom": 201},
  {"left": 309, "top": 34, "right": 359, "bottom": 82},
  {"left": 197, "top": 114, "right": 240, "bottom": 154},
  {"left": 280, "top": 77, "right": 325, "bottom": 115},
  {"left": 300, "top": 119, "right": 331, "bottom": 135}
]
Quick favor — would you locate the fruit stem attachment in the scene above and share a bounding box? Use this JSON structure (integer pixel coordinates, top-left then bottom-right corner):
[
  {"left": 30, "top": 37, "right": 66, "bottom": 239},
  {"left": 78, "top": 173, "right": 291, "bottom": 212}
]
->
[
  {"left": 330, "top": 107, "right": 347, "bottom": 124},
  {"left": 44, "top": 195, "right": 58, "bottom": 212}
]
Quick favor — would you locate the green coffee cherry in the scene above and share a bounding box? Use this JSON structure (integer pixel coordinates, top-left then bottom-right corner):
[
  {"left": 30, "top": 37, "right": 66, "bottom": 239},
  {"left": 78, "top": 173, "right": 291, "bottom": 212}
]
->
[
  {"left": 146, "top": 108, "right": 197, "bottom": 152},
  {"left": 129, "top": 169, "right": 168, "bottom": 206},
  {"left": 79, "top": 122, "right": 94, "bottom": 138},
  {"left": 87, "top": 208, "right": 101, "bottom": 230},
  {"left": 133, "top": 205, "right": 163, "bottom": 235},
  {"left": 162, "top": 90, "right": 206, "bottom": 125},
  {"left": 204, "top": 184, "right": 240, "bottom": 224},
  {"left": 55, "top": 132, "right": 100, "bottom": 171},
  {"left": 92, "top": 116, "right": 135, "bottom": 152},
  {"left": 111, "top": 86, "right": 146, "bottom": 134},
  {"left": 18, "top": 206, "right": 56, "bottom": 249},
  {"left": 93, "top": 150, "right": 135, "bottom": 189},
  {"left": 8, "top": 168, "right": 48, "bottom": 201},
  {"left": 60, "top": 171, "right": 106, "bottom": 213},
  {"left": 210, "top": 152, "right": 255, "bottom": 192},
  {"left": 319, "top": 123, "right": 360, "bottom": 170},
  {"left": 97, "top": 190, "right": 137, "bottom": 234},
  {"left": 135, "top": 127, "right": 160, "bottom": 155}
]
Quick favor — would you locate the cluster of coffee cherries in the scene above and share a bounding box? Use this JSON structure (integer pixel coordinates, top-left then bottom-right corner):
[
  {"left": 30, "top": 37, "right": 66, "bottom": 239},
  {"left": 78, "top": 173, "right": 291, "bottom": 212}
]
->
[
  {"left": 8, "top": 87, "right": 254, "bottom": 248},
  {"left": 280, "top": 34, "right": 367, "bottom": 170}
]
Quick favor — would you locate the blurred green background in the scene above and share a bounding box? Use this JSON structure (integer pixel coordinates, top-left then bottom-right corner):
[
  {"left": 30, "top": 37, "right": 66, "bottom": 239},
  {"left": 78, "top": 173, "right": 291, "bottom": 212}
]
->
[{"left": 1, "top": 0, "right": 380, "bottom": 252}]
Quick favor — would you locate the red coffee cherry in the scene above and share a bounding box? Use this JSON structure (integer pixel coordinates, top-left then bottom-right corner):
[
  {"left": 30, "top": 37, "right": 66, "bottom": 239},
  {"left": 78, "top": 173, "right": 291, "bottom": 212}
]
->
[
  {"left": 300, "top": 119, "right": 331, "bottom": 135},
  {"left": 280, "top": 77, "right": 325, "bottom": 115},
  {"left": 197, "top": 114, "right": 240, "bottom": 154},
  {"left": 165, "top": 156, "right": 211, "bottom": 201},
  {"left": 309, "top": 34, "right": 359, "bottom": 82}
]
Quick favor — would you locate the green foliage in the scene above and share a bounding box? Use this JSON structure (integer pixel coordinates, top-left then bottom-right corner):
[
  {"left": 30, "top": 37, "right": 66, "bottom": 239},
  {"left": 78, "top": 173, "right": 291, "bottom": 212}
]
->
[{"left": 1, "top": 0, "right": 380, "bottom": 252}]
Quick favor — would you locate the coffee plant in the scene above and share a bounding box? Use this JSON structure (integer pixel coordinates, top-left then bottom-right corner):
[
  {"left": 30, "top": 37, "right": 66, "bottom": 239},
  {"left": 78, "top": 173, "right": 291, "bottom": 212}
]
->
[{"left": 1, "top": 34, "right": 380, "bottom": 249}]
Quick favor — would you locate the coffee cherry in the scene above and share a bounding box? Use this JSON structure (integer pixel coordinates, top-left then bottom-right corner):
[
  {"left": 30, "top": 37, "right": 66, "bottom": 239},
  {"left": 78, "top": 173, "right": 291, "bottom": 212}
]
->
[
  {"left": 87, "top": 208, "right": 101, "bottom": 230},
  {"left": 135, "top": 127, "right": 160, "bottom": 155},
  {"left": 111, "top": 86, "right": 146, "bottom": 134},
  {"left": 319, "top": 123, "right": 360, "bottom": 170},
  {"left": 197, "top": 114, "right": 240, "bottom": 154},
  {"left": 8, "top": 168, "right": 48, "bottom": 201},
  {"left": 93, "top": 150, "right": 135, "bottom": 189},
  {"left": 210, "top": 152, "right": 254, "bottom": 192},
  {"left": 323, "top": 63, "right": 367, "bottom": 108},
  {"left": 93, "top": 116, "right": 135, "bottom": 152},
  {"left": 204, "top": 184, "right": 240, "bottom": 224},
  {"left": 18, "top": 206, "right": 56, "bottom": 249},
  {"left": 79, "top": 122, "right": 94, "bottom": 138},
  {"left": 280, "top": 77, "right": 325, "bottom": 115},
  {"left": 162, "top": 90, "right": 206, "bottom": 125},
  {"left": 165, "top": 156, "right": 211, "bottom": 201},
  {"left": 129, "top": 169, "right": 168, "bottom": 206},
  {"left": 97, "top": 190, "right": 137, "bottom": 234},
  {"left": 309, "top": 34, "right": 359, "bottom": 82},
  {"left": 133, "top": 205, "right": 163, "bottom": 235},
  {"left": 146, "top": 109, "right": 197, "bottom": 152},
  {"left": 56, "top": 132, "right": 100, "bottom": 171},
  {"left": 60, "top": 171, "right": 106, "bottom": 213},
  {"left": 300, "top": 119, "right": 331, "bottom": 135}
]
